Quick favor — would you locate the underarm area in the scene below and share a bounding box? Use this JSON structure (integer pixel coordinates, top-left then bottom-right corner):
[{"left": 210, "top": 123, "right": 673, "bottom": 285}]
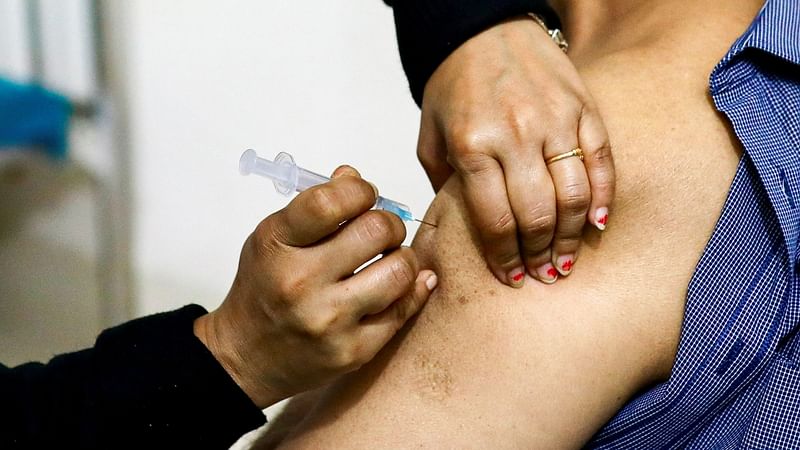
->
[{"left": 275, "top": 176, "right": 690, "bottom": 449}]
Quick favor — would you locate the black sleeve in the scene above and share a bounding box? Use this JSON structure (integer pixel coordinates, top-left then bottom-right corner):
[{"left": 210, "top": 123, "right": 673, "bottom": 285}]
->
[
  {"left": 0, "top": 305, "right": 266, "bottom": 449},
  {"left": 383, "top": 0, "right": 561, "bottom": 106}
]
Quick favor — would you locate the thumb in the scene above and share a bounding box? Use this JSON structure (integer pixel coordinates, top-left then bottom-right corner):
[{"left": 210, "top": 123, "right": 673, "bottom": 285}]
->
[{"left": 358, "top": 269, "right": 438, "bottom": 357}]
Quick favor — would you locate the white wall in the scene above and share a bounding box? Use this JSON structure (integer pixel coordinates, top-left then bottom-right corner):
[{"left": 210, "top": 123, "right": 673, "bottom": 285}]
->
[
  {"left": 0, "top": 0, "right": 97, "bottom": 100},
  {"left": 0, "top": 0, "right": 32, "bottom": 80},
  {"left": 122, "top": 0, "right": 430, "bottom": 315}
]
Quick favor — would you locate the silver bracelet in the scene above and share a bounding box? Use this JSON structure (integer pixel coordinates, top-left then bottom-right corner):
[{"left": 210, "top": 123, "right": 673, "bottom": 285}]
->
[{"left": 527, "top": 13, "right": 569, "bottom": 53}]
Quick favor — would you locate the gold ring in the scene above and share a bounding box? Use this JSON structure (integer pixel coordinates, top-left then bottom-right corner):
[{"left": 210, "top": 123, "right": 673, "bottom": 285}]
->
[{"left": 545, "top": 148, "right": 584, "bottom": 165}]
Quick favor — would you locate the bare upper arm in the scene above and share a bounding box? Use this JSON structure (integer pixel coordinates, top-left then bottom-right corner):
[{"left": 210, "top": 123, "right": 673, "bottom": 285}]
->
[
  {"left": 265, "top": 21, "right": 746, "bottom": 447},
  {"left": 272, "top": 174, "right": 694, "bottom": 448}
]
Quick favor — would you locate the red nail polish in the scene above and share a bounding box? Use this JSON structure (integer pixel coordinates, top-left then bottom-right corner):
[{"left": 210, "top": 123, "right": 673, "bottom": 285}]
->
[
  {"left": 512, "top": 272, "right": 525, "bottom": 282},
  {"left": 536, "top": 263, "right": 558, "bottom": 284},
  {"left": 594, "top": 207, "right": 609, "bottom": 231},
  {"left": 561, "top": 260, "right": 573, "bottom": 272}
]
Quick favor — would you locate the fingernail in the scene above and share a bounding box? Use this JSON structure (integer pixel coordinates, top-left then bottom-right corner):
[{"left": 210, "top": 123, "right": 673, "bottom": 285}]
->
[
  {"left": 425, "top": 273, "right": 438, "bottom": 291},
  {"left": 595, "top": 207, "right": 609, "bottom": 231},
  {"left": 555, "top": 255, "right": 574, "bottom": 276},
  {"left": 508, "top": 267, "right": 525, "bottom": 287},
  {"left": 535, "top": 263, "right": 558, "bottom": 284}
]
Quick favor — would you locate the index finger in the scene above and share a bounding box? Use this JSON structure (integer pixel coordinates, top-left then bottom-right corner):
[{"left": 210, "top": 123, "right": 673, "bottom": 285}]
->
[
  {"left": 272, "top": 175, "right": 378, "bottom": 247},
  {"left": 458, "top": 156, "right": 526, "bottom": 287}
]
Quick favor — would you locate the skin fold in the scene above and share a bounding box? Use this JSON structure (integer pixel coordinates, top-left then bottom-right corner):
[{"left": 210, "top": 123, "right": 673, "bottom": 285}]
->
[{"left": 256, "top": 0, "right": 765, "bottom": 448}]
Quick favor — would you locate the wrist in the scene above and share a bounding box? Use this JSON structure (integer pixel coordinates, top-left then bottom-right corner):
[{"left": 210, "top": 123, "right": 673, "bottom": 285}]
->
[
  {"left": 392, "top": 0, "right": 560, "bottom": 106},
  {"left": 526, "top": 13, "right": 569, "bottom": 52},
  {"left": 194, "top": 308, "right": 284, "bottom": 408}
]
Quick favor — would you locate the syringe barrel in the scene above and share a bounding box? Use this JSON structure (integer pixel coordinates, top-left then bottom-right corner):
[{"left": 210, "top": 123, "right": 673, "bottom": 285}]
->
[
  {"left": 294, "top": 172, "right": 415, "bottom": 223},
  {"left": 294, "top": 171, "right": 415, "bottom": 223},
  {"left": 295, "top": 168, "right": 331, "bottom": 192},
  {"left": 241, "top": 149, "right": 417, "bottom": 222},
  {"left": 375, "top": 196, "right": 413, "bottom": 222}
]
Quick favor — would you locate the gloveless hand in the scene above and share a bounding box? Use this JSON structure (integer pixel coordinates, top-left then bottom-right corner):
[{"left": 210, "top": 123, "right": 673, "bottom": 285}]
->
[
  {"left": 417, "top": 16, "right": 615, "bottom": 286},
  {"left": 195, "top": 167, "right": 437, "bottom": 408}
]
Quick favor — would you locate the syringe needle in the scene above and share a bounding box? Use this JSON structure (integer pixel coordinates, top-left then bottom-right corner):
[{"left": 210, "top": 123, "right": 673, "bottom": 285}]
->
[{"left": 414, "top": 218, "right": 438, "bottom": 228}]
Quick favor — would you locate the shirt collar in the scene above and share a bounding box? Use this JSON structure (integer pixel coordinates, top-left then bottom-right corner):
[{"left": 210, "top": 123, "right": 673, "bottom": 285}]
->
[{"left": 719, "top": 0, "right": 800, "bottom": 68}]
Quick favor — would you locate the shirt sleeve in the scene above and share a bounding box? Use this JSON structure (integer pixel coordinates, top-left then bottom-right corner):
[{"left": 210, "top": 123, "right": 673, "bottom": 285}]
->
[
  {"left": 0, "top": 305, "right": 266, "bottom": 449},
  {"left": 383, "top": 0, "right": 561, "bottom": 106}
]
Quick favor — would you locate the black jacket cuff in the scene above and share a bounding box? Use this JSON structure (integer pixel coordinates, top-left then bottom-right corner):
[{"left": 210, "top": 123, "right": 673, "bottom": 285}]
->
[
  {"left": 386, "top": 0, "right": 560, "bottom": 106},
  {"left": 1, "top": 305, "right": 266, "bottom": 449},
  {"left": 90, "top": 304, "right": 266, "bottom": 448}
]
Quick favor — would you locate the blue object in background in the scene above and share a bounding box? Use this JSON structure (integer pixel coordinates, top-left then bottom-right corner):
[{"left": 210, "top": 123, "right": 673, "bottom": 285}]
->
[{"left": 0, "top": 77, "right": 72, "bottom": 159}]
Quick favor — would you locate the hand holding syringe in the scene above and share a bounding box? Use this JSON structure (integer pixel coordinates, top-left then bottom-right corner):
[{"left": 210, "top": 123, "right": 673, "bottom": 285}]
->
[
  {"left": 198, "top": 153, "right": 438, "bottom": 409},
  {"left": 239, "top": 149, "right": 436, "bottom": 227}
]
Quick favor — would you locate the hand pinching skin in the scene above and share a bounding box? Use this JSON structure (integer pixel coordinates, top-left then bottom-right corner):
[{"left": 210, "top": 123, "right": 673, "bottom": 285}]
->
[{"left": 417, "top": 16, "right": 615, "bottom": 287}]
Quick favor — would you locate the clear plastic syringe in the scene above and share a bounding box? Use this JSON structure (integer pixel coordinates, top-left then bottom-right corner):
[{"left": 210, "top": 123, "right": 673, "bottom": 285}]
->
[{"left": 239, "top": 149, "right": 435, "bottom": 227}]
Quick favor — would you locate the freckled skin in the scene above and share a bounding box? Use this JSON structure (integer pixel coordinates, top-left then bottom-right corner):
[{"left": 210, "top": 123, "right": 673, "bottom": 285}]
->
[
  {"left": 271, "top": 2, "right": 762, "bottom": 448},
  {"left": 413, "top": 354, "right": 454, "bottom": 402},
  {"left": 278, "top": 133, "right": 737, "bottom": 447}
]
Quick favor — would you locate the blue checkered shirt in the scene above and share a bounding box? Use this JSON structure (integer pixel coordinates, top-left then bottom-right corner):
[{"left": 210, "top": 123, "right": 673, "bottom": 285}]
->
[{"left": 586, "top": 1, "right": 800, "bottom": 448}]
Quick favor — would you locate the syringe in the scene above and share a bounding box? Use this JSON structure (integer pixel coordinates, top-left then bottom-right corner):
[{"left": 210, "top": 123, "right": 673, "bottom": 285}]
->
[{"left": 239, "top": 149, "right": 436, "bottom": 227}]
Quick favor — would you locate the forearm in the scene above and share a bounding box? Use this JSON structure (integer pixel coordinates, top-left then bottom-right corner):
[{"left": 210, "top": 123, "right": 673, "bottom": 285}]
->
[
  {"left": 0, "top": 305, "right": 264, "bottom": 449},
  {"left": 383, "top": 0, "right": 560, "bottom": 105}
]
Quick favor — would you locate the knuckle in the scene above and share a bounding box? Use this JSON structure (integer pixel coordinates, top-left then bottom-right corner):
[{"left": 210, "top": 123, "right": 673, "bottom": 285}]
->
[
  {"left": 349, "top": 177, "right": 377, "bottom": 202},
  {"left": 387, "top": 256, "right": 416, "bottom": 288},
  {"left": 360, "top": 211, "right": 400, "bottom": 243},
  {"left": 393, "top": 300, "right": 410, "bottom": 329},
  {"left": 483, "top": 210, "right": 517, "bottom": 241},
  {"left": 492, "top": 247, "right": 521, "bottom": 268},
  {"left": 417, "top": 144, "right": 438, "bottom": 167},
  {"left": 520, "top": 213, "right": 556, "bottom": 238},
  {"left": 449, "top": 124, "right": 482, "bottom": 151},
  {"left": 547, "top": 93, "right": 583, "bottom": 120},
  {"left": 554, "top": 236, "right": 582, "bottom": 250},
  {"left": 276, "top": 272, "right": 308, "bottom": 299},
  {"left": 586, "top": 139, "right": 613, "bottom": 164},
  {"left": 557, "top": 184, "right": 591, "bottom": 213},
  {"left": 505, "top": 106, "right": 539, "bottom": 145},
  {"left": 251, "top": 216, "right": 282, "bottom": 257},
  {"left": 452, "top": 151, "right": 495, "bottom": 176},
  {"left": 308, "top": 186, "right": 344, "bottom": 222},
  {"left": 250, "top": 220, "right": 272, "bottom": 254},
  {"left": 447, "top": 128, "right": 493, "bottom": 167},
  {"left": 302, "top": 310, "right": 338, "bottom": 338},
  {"left": 593, "top": 176, "right": 616, "bottom": 197},
  {"left": 521, "top": 235, "right": 550, "bottom": 256},
  {"left": 329, "top": 344, "right": 360, "bottom": 372}
]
